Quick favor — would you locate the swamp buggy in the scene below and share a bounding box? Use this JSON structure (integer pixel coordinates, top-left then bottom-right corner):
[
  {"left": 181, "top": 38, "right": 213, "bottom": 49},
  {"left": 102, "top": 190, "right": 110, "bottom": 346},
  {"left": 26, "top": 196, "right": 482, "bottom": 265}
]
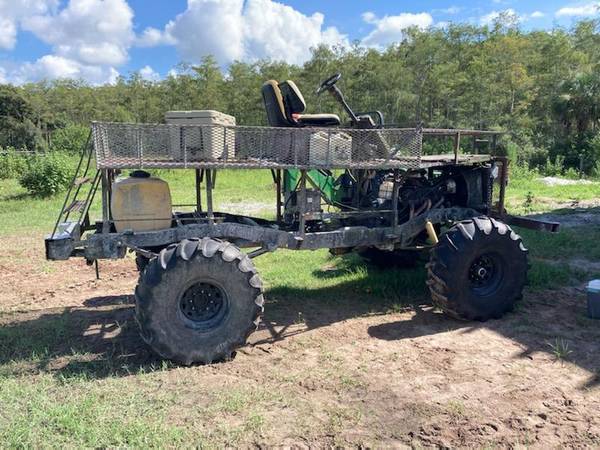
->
[{"left": 45, "top": 73, "right": 558, "bottom": 365}]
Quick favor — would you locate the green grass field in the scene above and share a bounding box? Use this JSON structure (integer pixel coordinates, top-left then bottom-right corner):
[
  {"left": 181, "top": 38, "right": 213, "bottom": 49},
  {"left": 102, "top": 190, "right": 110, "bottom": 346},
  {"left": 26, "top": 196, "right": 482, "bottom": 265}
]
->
[
  {"left": 1, "top": 168, "right": 599, "bottom": 446},
  {"left": 2, "top": 166, "right": 600, "bottom": 232}
]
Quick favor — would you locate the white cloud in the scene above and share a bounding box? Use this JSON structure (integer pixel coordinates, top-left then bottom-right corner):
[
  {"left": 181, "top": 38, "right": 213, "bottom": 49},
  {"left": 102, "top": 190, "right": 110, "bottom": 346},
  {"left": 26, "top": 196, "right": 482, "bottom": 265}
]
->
[
  {"left": 23, "top": 0, "right": 134, "bottom": 66},
  {"left": 480, "top": 8, "right": 523, "bottom": 25},
  {"left": 0, "top": 0, "right": 58, "bottom": 49},
  {"left": 242, "top": 0, "right": 348, "bottom": 63},
  {"left": 139, "top": 65, "right": 160, "bottom": 81},
  {"left": 3, "top": 55, "right": 120, "bottom": 85},
  {"left": 135, "top": 26, "right": 175, "bottom": 47},
  {"left": 531, "top": 11, "right": 545, "bottom": 18},
  {"left": 361, "top": 12, "right": 433, "bottom": 48},
  {"left": 163, "top": 0, "right": 244, "bottom": 64},
  {"left": 434, "top": 6, "right": 461, "bottom": 15},
  {"left": 0, "top": 0, "right": 135, "bottom": 84},
  {"left": 555, "top": 2, "right": 600, "bottom": 17},
  {"left": 0, "top": 18, "right": 17, "bottom": 50},
  {"left": 147, "top": 0, "right": 348, "bottom": 66}
]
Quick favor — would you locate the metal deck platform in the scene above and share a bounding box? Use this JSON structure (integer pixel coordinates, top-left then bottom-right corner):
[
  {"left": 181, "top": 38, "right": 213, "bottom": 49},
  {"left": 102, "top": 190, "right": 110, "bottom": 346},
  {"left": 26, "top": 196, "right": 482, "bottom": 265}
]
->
[{"left": 92, "top": 122, "right": 497, "bottom": 171}]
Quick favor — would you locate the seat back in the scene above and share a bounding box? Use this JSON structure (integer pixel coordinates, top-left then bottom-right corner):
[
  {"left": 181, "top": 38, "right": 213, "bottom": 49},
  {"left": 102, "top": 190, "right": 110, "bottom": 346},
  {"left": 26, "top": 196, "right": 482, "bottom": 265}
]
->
[
  {"left": 261, "top": 80, "right": 291, "bottom": 127},
  {"left": 279, "top": 80, "right": 306, "bottom": 116},
  {"left": 262, "top": 79, "right": 308, "bottom": 127}
]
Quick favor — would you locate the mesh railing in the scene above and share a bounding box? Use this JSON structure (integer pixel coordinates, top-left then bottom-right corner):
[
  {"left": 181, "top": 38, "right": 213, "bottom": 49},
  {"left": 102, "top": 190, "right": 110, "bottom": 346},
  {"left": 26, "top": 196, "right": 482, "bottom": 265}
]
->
[{"left": 92, "top": 122, "right": 423, "bottom": 170}]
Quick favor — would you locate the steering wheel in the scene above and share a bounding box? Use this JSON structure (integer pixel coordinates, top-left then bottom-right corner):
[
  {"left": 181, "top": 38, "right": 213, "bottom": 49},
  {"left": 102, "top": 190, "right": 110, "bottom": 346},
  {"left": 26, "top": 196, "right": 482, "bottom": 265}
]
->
[{"left": 316, "top": 73, "right": 341, "bottom": 95}]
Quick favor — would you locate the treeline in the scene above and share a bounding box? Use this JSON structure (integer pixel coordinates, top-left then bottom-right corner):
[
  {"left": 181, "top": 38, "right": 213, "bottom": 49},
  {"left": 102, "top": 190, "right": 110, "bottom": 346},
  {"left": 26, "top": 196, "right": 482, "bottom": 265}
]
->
[{"left": 2, "top": 18, "right": 600, "bottom": 173}]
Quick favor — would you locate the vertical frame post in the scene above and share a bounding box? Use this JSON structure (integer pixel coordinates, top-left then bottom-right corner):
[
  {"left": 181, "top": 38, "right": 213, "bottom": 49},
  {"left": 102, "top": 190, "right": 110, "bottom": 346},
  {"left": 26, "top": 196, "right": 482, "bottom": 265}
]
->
[
  {"left": 206, "top": 169, "right": 214, "bottom": 225},
  {"left": 101, "top": 169, "right": 111, "bottom": 234},
  {"left": 392, "top": 170, "right": 400, "bottom": 228},
  {"left": 275, "top": 169, "right": 282, "bottom": 222},
  {"left": 195, "top": 168, "right": 202, "bottom": 213},
  {"left": 453, "top": 131, "right": 461, "bottom": 165},
  {"left": 298, "top": 170, "right": 307, "bottom": 236},
  {"left": 497, "top": 156, "right": 509, "bottom": 219}
]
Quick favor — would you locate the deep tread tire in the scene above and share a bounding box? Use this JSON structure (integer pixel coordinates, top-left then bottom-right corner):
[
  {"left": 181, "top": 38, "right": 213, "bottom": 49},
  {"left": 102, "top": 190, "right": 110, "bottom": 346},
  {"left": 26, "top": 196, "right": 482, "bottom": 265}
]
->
[
  {"left": 358, "top": 247, "right": 419, "bottom": 268},
  {"left": 135, "top": 238, "right": 264, "bottom": 365},
  {"left": 426, "top": 216, "right": 528, "bottom": 321}
]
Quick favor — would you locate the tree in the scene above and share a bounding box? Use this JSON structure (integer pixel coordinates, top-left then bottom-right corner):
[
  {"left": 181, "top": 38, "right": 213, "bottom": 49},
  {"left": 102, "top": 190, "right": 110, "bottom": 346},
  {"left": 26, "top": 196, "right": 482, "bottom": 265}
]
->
[{"left": 0, "top": 86, "right": 45, "bottom": 151}]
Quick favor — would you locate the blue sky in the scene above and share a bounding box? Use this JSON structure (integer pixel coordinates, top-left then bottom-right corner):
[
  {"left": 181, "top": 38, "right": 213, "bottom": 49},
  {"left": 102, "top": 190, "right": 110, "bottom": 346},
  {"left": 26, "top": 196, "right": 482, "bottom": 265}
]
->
[{"left": 0, "top": 0, "right": 598, "bottom": 85}]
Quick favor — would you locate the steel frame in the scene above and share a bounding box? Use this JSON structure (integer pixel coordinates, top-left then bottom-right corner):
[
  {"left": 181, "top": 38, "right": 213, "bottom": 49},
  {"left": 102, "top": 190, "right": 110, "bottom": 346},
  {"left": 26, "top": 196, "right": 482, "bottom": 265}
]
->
[{"left": 46, "top": 127, "right": 559, "bottom": 263}]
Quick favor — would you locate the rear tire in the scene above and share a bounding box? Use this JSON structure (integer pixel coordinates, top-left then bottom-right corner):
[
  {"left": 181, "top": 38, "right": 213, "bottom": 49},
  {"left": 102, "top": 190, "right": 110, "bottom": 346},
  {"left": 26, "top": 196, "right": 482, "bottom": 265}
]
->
[
  {"left": 426, "top": 217, "right": 528, "bottom": 321},
  {"left": 135, "top": 238, "right": 264, "bottom": 365}
]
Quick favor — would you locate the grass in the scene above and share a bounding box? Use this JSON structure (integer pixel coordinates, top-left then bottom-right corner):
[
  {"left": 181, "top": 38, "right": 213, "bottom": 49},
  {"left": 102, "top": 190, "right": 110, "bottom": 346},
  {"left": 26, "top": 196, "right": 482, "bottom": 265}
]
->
[
  {"left": 0, "top": 169, "right": 276, "bottom": 234},
  {"left": 548, "top": 338, "right": 573, "bottom": 362},
  {"left": 505, "top": 173, "right": 600, "bottom": 215},
  {"left": 1, "top": 167, "right": 600, "bottom": 446}
]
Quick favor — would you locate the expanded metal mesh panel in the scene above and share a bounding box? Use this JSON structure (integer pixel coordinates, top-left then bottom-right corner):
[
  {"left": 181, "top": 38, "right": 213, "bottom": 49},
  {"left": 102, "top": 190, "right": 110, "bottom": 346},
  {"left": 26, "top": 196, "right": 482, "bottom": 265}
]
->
[{"left": 92, "top": 122, "right": 423, "bottom": 170}]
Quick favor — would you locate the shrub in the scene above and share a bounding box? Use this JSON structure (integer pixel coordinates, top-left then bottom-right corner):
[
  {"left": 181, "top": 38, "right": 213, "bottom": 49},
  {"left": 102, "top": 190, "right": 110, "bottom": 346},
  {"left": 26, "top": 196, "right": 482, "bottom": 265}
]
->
[
  {"left": 563, "top": 167, "right": 580, "bottom": 180},
  {"left": 542, "top": 155, "right": 565, "bottom": 176},
  {"left": 19, "top": 152, "right": 73, "bottom": 197},
  {"left": 50, "top": 123, "right": 89, "bottom": 154},
  {"left": 0, "top": 148, "right": 28, "bottom": 179},
  {"left": 510, "top": 162, "right": 540, "bottom": 182},
  {"left": 591, "top": 161, "right": 600, "bottom": 179}
]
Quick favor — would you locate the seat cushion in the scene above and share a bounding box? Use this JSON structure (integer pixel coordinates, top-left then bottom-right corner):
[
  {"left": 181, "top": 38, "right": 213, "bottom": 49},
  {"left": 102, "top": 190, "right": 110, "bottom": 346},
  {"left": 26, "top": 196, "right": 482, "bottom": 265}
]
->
[{"left": 294, "top": 113, "right": 341, "bottom": 126}]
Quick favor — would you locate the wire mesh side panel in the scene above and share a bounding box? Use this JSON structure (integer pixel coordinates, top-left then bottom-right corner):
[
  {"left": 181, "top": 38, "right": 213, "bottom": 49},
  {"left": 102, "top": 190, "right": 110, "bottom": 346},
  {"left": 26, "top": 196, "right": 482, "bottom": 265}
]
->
[{"left": 92, "top": 122, "right": 422, "bottom": 170}]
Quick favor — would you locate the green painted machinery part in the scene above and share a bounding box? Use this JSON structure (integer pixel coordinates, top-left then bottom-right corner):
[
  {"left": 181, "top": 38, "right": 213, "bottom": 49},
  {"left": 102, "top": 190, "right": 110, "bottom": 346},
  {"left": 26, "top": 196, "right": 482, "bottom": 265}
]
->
[{"left": 283, "top": 169, "right": 337, "bottom": 203}]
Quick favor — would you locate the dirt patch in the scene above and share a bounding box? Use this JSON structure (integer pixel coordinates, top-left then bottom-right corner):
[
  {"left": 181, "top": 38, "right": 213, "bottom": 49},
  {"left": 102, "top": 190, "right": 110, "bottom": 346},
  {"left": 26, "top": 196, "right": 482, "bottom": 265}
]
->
[
  {"left": 0, "top": 234, "right": 599, "bottom": 447},
  {"left": 531, "top": 207, "right": 600, "bottom": 228},
  {"left": 539, "top": 176, "right": 596, "bottom": 186},
  {"left": 217, "top": 201, "right": 272, "bottom": 215}
]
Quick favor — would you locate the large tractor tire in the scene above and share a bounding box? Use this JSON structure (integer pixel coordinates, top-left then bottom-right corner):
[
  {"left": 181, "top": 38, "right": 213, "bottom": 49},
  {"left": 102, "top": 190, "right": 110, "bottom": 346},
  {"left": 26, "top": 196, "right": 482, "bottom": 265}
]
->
[
  {"left": 358, "top": 247, "right": 419, "bottom": 268},
  {"left": 135, "top": 238, "right": 264, "bottom": 365},
  {"left": 426, "top": 217, "right": 528, "bottom": 321}
]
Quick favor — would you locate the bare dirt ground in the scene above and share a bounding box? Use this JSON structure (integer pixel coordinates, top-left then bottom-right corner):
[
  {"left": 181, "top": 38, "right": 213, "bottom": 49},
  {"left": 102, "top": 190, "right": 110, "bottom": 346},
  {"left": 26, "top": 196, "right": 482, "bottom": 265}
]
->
[{"left": 0, "top": 234, "right": 599, "bottom": 447}]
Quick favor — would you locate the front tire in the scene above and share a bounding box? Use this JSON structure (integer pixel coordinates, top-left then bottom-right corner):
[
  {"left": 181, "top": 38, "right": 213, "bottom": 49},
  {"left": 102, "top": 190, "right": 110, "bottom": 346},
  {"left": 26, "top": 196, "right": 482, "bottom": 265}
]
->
[
  {"left": 135, "top": 238, "right": 264, "bottom": 365},
  {"left": 426, "top": 217, "right": 528, "bottom": 321}
]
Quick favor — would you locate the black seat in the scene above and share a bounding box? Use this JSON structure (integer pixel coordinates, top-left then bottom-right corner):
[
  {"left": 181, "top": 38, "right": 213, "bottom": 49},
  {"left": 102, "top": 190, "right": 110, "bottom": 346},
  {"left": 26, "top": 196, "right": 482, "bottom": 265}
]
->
[{"left": 261, "top": 80, "right": 341, "bottom": 127}]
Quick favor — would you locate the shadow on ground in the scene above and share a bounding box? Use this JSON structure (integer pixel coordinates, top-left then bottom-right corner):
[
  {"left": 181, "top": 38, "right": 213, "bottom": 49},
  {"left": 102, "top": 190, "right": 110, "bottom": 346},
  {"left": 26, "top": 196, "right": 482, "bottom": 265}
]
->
[
  {"left": 0, "top": 210, "right": 598, "bottom": 387},
  {"left": 0, "top": 258, "right": 598, "bottom": 389}
]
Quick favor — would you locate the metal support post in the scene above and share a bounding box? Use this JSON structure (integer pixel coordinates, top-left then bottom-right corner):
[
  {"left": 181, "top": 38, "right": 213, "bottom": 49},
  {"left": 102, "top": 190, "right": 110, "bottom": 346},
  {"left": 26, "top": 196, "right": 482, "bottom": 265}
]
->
[
  {"left": 206, "top": 169, "right": 214, "bottom": 225},
  {"left": 195, "top": 169, "right": 202, "bottom": 213},
  {"left": 298, "top": 170, "right": 307, "bottom": 236},
  {"left": 101, "top": 169, "right": 110, "bottom": 234}
]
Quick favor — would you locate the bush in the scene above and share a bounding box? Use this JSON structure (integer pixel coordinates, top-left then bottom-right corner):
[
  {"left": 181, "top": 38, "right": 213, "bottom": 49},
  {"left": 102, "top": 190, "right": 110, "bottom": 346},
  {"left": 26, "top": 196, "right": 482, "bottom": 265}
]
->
[
  {"left": 510, "top": 162, "right": 539, "bottom": 180},
  {"left": 50, "top": 123, "right": 89, "bottom": 154},
  {"left": 0, "top": 148, "right": 28, "bottom": 179},
  {"left": 563, "top": 167, "right": 580, "bottom": 180},
  {"left": 542, "top": 155, "right": 565, "bottom": 176},
  {"left": 19, "top": 152, "right": 73, "bottom": 197},
  {"left": 591, "top": 161, "right": 600, "bottom": 179}
]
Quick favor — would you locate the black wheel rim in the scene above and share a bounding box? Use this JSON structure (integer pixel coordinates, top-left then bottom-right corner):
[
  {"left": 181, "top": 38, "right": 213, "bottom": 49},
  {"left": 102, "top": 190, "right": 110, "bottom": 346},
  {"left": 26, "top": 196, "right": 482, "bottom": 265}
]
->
[
  {"left": 468, "top": 253, "right": 504, "bottom": 296},
  {"left": 179, "top": 281, "right": 229, "bottom": 331}
]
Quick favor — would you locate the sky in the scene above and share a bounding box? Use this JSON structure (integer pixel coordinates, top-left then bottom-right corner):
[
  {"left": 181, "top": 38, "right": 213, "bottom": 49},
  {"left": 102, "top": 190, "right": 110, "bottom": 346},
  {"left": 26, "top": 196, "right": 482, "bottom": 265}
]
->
[{"left": 0, "top": 0, "right": 598, "bottom": 85}]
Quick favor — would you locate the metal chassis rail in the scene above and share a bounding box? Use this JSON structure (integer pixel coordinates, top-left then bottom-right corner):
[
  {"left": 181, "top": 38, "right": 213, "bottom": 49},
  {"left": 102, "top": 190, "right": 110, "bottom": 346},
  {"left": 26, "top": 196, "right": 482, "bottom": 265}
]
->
[{"left": 46, "top": 206, "right": 481, "bottom": 261}]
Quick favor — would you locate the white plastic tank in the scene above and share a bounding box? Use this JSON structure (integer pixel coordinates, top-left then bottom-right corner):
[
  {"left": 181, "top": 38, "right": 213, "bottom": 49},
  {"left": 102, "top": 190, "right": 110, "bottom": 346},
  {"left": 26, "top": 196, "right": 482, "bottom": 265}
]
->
[{"left": 111, "top": 171, "right": 172, "bottom": 233}]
